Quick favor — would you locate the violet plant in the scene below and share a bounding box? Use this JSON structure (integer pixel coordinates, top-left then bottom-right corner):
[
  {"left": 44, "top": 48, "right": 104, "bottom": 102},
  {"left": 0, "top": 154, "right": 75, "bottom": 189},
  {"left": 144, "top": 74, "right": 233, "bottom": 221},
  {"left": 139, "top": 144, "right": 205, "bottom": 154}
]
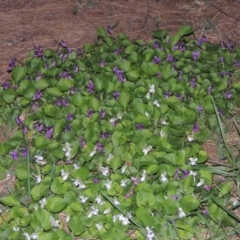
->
[{"left": 0, "top": 25, "right": 240, "bottom": 239}]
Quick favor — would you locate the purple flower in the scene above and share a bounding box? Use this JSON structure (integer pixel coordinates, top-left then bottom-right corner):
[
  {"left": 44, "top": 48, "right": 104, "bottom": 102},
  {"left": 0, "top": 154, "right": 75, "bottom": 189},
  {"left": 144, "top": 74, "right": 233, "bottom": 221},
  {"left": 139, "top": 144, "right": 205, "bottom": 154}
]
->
[
  {"left": 80, "top": 137, "right": 86, "bottom": 148},
  {"left": 204, "top": 185, "right": 211, "bottom": 191},
  {"left": 77, "top": 48, "right": 83, "bottom": 55},
  {"left": 61, "top": 40, "right": 67, "bottom": 48},
  {"left": 225, "top": 91, "right": 232, "bottom": 99},
  {"left": 10, "top": 150, "right": 18, "bottom": 160},
  {"left": 56, "top": 98, "right": 62, "bottom": 107},
  {"left": 131, "top": 177, "right": 139, "bottom": 186},
  {"left": 45, "top": 127, "right": 53, "bottom": 139},
  {"left": 52, "top": 61, "right": 56, "bottom": 67},
  {"left": 153, "top": 56, "right": 161, "bottom": 64},
  {"left": 35, "top": 123, "right": 43, "bottom": 132},
  {"left": 113, "top": 92, "right": 120, "bottom": 100},
  {"left": 227, "top": 40, "right": 235, "bottom": 52},
  {"left": 22, "top": 124, "right": 28, "bottom": 134},
  {"left": 96, "top": 143, "right": 104, "bottom": 153},
  {"left": 166, "top": 54, "right": 174, "bottom": 62},
  {"left": 196, "top": 106, "right": 204, "bottom": 113},
  {"left": 100, "top": 132, "right": 109, "bottom": 139},
  {"left": 87, "top": 109, "right": 93, "bottom": 118},
  {"left": 157, "top": 72, "right": 162, "bottom": 78},
  {"left": 171, "top": 195, "right": 178, "bottom": 200},
  {"left": 202, "top": 209, "right": 209, "bottom": 215},
  {"left": 99, "top": 110, "right": 105, "bottom": 119},
  {"left": 70, "top": 87, "right": 76, "bottom": 95},
  {"left": 174, "top": 169, "right": 179, "bottom": 179},
  {"left": 218, "top": 108, "right": 224, "bottom": 116},
  {"left": 197, "top": 35, "right": 208, "bottom": 46},
  {"left": 7, "top": 58, "right": 16, "bottom": 72},
  {"left": 67, "top": 47, "right": 72, "bottom": 54},
  {"left": 34, "top": 45, "right": 43, "bottom": 58},
  {"left": 93, "top": 178, "right": 100, "bottom": 184},
  {"left": 176, "top": 93, "right": 183, "bottom": 101},
  {"left": 164, "top": 92, "right": 171, "bottom": 98},
  {"left": 62, "top": 99, "right": 69, "bottom": 107},
  {"left": 193, "top": 123, "right": 199, "bottom": 133},
  {"left": 44, "top": 63, "right": 49, "bottom": 69},
  {"left": 65, "top": 125, "right": 71, "bottom": 132},
  {"left": 33, "top": 90, "right": 42, "bottom": 100},
  {"left": 181, "top": 169, "right": 190, "bottom": 179},
  {"left": 173, "top": 42, "right": 185, "bottom": 52},
  {"left": 136, "top": 124, "right": 144, "bottom": 131},
  {"left": 113, "top": 67, "right": 125, "bottom": 83},
  {"left": 100, "top": 60, "right": 105, "bottom": 67},
  {"left": 190, "top": 78, "right": 196, "bottom": 88},
  {"left": 192, "top": 51, "right": 200, "bottom": 60},
  {"left": 67, "top": 113, "right": 73, "bottom": 121},
  {"left": 87, "top": 81, "right": 94, "bottom": 94},
  {"left": 15, "top": 116, "right": 22, "bottom": 126},
  {"left": 74, "top": 65, "right": 79, "bottom": 73},
  {"left": 36, "top": 72, "right": 43, "bottom": 81},
  {"left": 220, "top": 56, "right": 224, "bottom": 62},
  {"left": 207, "top": 84, "right": 214, "bottom": 94},
  {"left": 59, "top": 70, "right": 71, "bottom": 79},
  {"left": 234, "top": 60, "right": 240, "bottom": 67},
  {"left": 107, "top": 25, "right": 113, "bottom": 34},
  {"left": 153, "top": 41, "right": 161, "bottom": 49},
  {"left": 114, "top": 48, "right": 120, "bottom": 55},
  {"left": 21, "top": 148, "right": 27, "bottom": 157},
  {"left": 2, "top": 81, "right": 11, "bottom": 90}
]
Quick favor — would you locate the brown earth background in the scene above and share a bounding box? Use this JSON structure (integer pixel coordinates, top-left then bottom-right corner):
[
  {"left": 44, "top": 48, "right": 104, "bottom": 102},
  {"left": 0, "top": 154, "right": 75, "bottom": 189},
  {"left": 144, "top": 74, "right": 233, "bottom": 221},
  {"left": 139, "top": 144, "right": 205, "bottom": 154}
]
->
[{"left": 1, "top": 0, "right": 240, "bottom": 163}]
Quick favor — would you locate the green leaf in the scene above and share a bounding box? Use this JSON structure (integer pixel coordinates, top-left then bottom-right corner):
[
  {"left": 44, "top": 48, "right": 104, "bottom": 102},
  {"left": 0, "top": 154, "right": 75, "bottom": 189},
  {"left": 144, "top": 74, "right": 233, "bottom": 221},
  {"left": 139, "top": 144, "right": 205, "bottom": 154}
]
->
[
  {"left": 33, "top": 134, "right": 50, "bottom": 150},
  {"left": 31, "top": 183, "right": 49, "bottom": 201},
  {"left": 56, "top": 78, "right": 74, "bottom": 91},
  {"left": 46, "top": 196, "right": 67, "bottom": 213},
  {"left": 162, "top": 64, "right": 177, "bottom": 80},
  {"left": 71, "top": 167, "right": 89, "bottom": 180},
  {"left": 140, "top": 61, "right": 159, "bottom": 76},
  {"left": 153, "top": 30, "right": 168, "bottom": 39},
  {"left": 112, "top": 131, "right": 127, "bottom": 146},
  {"left": 33, "top": 208, "right": 51, "bottom": 231},
  {"left": 118, "top": 59, "right": 131, "bottom": 72},
  {"left": 89, "top": 96, "right": 100, "bottom": 111},
  {"left": 16, "top": 79, "right": 29, "bottom": 95},
  {"left": 2, "top": 88, "right": 16, "bottom": 104},
  {"left": 11, "top": 66, "right": 26, "bottom": 82},
  {"left": 119, "top": 91, "right": 130, "bottom": 109},
  {"left": 53, "top": 119, "right": 66, "bottom": 138},
  {"left": 218, "top": 182, "right": 231, "bottom": 197},
  {"left": 51, "top": 177, "right": 70, "bottom": 194},
  {"left": 125, "top": 44, "right": 139, "bottom": 54},
  {"left": 72, "top": 92, "right": 83, "bottom": 107},
  {"left": 126, "top": 70, "right": 140, "bottom": 81},
  {"left": 163, "top": 198, "right": 178, "bottom": 215},
  {"left": 180, "top": 195, "right": 200, "bottom": 212},
  {"left": 15, "top": 166, "right": 28, "bottom": 180},
  {"left": 83, "top": 43, "right": 94, "bottom": 53},
  {"left": 97, "top": 27, "right": 106, "bottom": 37},
  {"left": 43, "top": 104, "right": 58, "bottom": 117},
  {"left": 46, "top": 87, "right": 63, "bottom": 97},
  {"left": 68, "top": 215, "right": 85, "bottom": 235},
  {"left": 0, "top": 195, "right": 20, "bottom": 207},
  {"left": 136, "top": 190, "right": 155, "bottom": 207},
  {"left": 34, "top": 79, "right": 49, "bottom": 90}
]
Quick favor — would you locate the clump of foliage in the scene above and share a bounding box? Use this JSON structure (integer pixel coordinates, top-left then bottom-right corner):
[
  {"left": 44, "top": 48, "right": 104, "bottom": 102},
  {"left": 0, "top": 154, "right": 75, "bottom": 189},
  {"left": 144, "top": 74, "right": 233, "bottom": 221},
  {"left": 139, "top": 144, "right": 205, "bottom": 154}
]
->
[{"left": 0, "top": 25, "right": 240, "bottom": 239}]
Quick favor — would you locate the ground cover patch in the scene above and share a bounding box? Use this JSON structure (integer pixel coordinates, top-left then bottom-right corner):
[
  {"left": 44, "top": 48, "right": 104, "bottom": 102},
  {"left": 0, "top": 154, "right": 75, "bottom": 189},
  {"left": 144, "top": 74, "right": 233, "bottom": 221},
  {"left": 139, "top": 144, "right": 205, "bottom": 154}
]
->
[{"left": 0, "top": 25, "right": 240, "bottom": 239}]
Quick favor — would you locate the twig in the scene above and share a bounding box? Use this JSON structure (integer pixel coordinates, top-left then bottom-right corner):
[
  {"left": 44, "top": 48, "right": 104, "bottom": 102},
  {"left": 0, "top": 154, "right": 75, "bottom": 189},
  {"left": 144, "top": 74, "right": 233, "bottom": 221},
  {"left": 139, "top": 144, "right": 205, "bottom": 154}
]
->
[
  {"left": 211, "top": 3, "right": 240, "bottom": 21},
  {"left": 137, "top": 0, "right": 150, "bottom": 38}
]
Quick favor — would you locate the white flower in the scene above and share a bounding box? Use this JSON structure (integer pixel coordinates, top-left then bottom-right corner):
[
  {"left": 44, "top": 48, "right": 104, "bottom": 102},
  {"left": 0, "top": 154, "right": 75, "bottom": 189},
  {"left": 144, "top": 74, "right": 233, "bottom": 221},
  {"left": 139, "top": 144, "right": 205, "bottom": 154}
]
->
[
  {"left": 118, "top": 214, "right": 130, "bottom": 225},
  {"left": 31, "top": 233, "right": 38, "bottom": 239},
  {"left": 63, "top": 142, "right": 71, "bottom": 158},
  {"left": 153, "top": 100, "right": 160, "bottom": 107},
  {"left": 34, "top": 205, "right": 38, "bottom": 211},
  {"left": 161, "top": 119, "right": 167, "bottom": 125},
  {"left": 159, "top": 130, "right": 166, "bottom": 137},
  {"left": 79, "top": 195, "right": 89, "bottom": 203},
  {"left": 189, "top": 157, "right": 198, "bottom": 166},
  {"left": 141, "top": 170, "right": 147, "bottom": 182},
  {"left": 39, "top": 197, "right": 46, "bottom": 208},
  {"left": 90, "top": 147, "right": 97, "bottom": 157},
  {"left": 101, "top": 166, "right": 109, "bottom": 176},
  {"left": 66, "top": 214, "right": 70, "bottom": 222},
  {"left": 189, "top": 170, "right": 197, "bottom": 182},
  {"left": 50, "top": 216, "right": 60, "bottom": 228},
  {"left": 23, "top": 233, "right": 31, "bottom": 240},
  {"left": 113, "top": 197, "right": 120, "bottom": 206},
  {"left": 146, "top": 226, "right": 155, "bottom": 240},
  {"left": 103, "top": 208, "right": 111, "bottom": 214},
  {"left": 149, "top": 84, "right": 155, "bottom": 94},
  {"left": 145, "top": 92, "right": 151, "bottom": 99},
  {"left": 73, "top": 163, "right": 80, "bottom": 169},
  {"left": 145, "top": 111, "right": 149, "bottom": 117},
  {"left": 178, "top": 207, "right": 186, "bottom": 218},
  {"left": 232, "top": 198, "right": 239, "bottom": 206},
  {"left": 60, "top": 169, "right": 69, "bottom": 181},
  {"left": 107, "top": 153, "right": 113, "bottom": 162},
  {"left": 95, "top": 195, "right": 105, "bottom": 205},
  {"left": 32, "top": 173, "right": 42, "bottom": 184},
  {"left": 72, "top": 178, "right": 86, "bottom": 189},
  {"left": 110, "top": 117, "right": 118, "bottom": 123},
  {"left": 13, "top": 227, "right": 19, "bottom": 232},
  {"left": 121, "top": 164, "right": 127, "bottom": 173},
  {"left": 126, "top": 211, "right": 133, "bottom": 219},
  {"left": 87, "top": 206, "right": 99, "bottom": 218},
  {"left": 117, "top": 112, "right": 123, "bottom": 119},
  {"left": 34, "top": 155, "right": 46, "bottom": 165},
  {"left": 96, "top": 223, "right": 103, "bottom": 231},
  {"left": 161, "top": 172, "right": 168, "bottom": 182},
  {"left": 104, "top": 179, "right": 112, "bottom": 190},
  {"left": 120, "top": 179, "right": 128, "bottom": 187},
  {"left": 197, "top": 178, "right": 205, "bottom": 187},
  {"left": 143, "top": 145, "right": 152, "bottom": 155},
  {"left": 188, "top": 135, "right": 194, "bottom": 142}
]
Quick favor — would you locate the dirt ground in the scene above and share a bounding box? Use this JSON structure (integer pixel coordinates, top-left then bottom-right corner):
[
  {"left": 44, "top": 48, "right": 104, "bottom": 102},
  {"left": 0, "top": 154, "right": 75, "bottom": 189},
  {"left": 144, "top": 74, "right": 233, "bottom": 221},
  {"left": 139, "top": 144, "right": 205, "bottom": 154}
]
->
[{"left": 0, "top": 0, "right": 240, "bottom": 157}]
